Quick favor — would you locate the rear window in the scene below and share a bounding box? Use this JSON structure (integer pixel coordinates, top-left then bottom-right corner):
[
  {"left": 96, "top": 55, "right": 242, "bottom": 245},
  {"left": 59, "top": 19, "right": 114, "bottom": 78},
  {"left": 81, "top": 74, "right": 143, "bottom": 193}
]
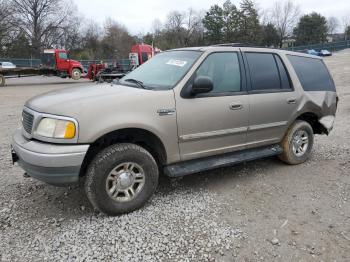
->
[{"left": 287, "top": 55, "right": 335, "bottom": 92}]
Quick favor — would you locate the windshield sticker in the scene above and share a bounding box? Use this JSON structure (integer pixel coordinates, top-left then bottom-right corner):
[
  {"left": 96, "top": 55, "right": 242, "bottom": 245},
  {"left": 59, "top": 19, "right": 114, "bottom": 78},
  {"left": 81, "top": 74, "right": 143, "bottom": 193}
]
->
[{"left": 166, "top": 59, "right": 187, "bottom": 67}]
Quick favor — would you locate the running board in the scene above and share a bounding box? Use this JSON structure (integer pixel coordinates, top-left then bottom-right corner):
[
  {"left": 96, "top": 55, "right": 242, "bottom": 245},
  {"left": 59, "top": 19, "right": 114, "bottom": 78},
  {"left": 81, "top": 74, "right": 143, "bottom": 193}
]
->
[{"left": 164, "top": 144, "right": 282, "bottom": 177}]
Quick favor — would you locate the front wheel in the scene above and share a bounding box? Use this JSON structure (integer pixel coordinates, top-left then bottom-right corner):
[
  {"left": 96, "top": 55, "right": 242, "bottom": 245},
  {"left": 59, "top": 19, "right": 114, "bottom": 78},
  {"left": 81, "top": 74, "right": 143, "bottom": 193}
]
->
[
  {"left": 279, "top": 120, "right": 314, "bottom": 165},
  {"left": 71, "top": 68, "right": 81, "bottom": 80},
  {"left": 85, "top": 143, "right": 159, "bottom": 215}
]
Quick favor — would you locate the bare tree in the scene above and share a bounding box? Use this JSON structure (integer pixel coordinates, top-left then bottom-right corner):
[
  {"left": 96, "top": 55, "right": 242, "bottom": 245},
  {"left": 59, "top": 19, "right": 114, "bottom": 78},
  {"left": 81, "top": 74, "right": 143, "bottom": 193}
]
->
[
  {"left": 327, "top": 16, "right": 339, "bottom": 35},
  {"left": 163, "top": 9, "right": 204, "bottom": 48},
  {"left": 151, "top": 19, "right": 163, "bottom": 35},
  {"left": 0, "top": 0, "right": 13, "bottom": 53},
  {"left": 342, "top": 16, "right": 350, "bottom": 40},
  {"left": 164, "top": 11, "right": 186, "bottom": 47},
  {"left": 10, "top": 0, "right": 77, "bottom": 56},
  {"left": 270, "top": 0, "right": 301, "bottom": 47},
  {"left": 101, "top": 18, "right": 135, "bottom": 59},
  {"left": 165, "top": 11, "right": 185, "bottom": 32},
  {"left": 57, "top": 14, "right": 83, "bottom": 51},
  {"left": 183, "top": 8, "right": 204, "bottom": 46}
]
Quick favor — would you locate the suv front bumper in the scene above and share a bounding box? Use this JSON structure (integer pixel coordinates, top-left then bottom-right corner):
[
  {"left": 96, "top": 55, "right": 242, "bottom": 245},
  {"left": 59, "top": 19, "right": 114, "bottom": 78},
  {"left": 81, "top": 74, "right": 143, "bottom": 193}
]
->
[{"left": 11, "top": 129, "right": 89, "bottom": 186}]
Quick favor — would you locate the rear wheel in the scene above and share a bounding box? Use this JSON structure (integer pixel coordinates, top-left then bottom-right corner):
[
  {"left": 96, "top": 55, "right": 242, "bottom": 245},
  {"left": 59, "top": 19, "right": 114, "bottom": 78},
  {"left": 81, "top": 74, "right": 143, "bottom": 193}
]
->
[
  {"left": 71, "top": 68, "right": 81, "bottom": 80},
  {"left": 279, "top": 120, "right": 314, "bottom": 165},
  {"left": 0, "top": 74, "right": 5, "bottom": 87},
  {"left": 85, "top": 143, "right": 159, "bottom": 215}
]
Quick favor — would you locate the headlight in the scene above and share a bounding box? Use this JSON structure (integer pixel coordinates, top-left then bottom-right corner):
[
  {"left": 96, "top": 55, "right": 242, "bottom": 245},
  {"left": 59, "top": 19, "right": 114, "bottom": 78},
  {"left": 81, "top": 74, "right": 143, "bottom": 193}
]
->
[{"left": 36, "top": 118, "right": 76, "bottom": 139}]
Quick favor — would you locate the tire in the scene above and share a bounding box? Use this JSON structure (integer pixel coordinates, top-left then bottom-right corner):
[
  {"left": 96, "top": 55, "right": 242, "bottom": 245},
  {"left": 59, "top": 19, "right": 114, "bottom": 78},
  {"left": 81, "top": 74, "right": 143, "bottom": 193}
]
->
[
  {"left": 85, "top": 143, "right": 159, "bottom": 215},
  {"left": 0, "top": 74, "right": 5, "bottom": 87},
  {"left": 279, "top": 120, "right": 314, "bottom": 165},
  {"left": 71, "top": 68, "right": 81, "bottom": 80}
]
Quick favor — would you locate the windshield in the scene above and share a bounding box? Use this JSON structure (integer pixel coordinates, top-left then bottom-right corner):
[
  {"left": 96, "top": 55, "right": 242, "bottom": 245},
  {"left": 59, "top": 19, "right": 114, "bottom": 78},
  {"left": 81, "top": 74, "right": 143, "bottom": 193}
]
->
[{"left": 120, "top": 50, "right": 202, "bottom": 90}]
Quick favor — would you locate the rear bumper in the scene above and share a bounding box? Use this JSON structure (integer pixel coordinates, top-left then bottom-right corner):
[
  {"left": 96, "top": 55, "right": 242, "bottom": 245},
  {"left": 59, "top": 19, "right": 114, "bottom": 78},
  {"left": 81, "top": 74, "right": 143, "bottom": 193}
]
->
[
  {"left": 319, "top": 115, "right": 335, "bottom": 134},
  {"left": 11, "top": 129, "right": 89, "bottom": 186}
]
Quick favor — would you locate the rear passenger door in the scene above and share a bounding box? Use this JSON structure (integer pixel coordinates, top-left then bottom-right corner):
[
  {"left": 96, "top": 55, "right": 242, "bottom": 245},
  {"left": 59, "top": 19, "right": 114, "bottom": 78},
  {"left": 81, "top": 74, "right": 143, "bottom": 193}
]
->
[{"left": 242, "top": 50, "right": 300, "bottom": 148}]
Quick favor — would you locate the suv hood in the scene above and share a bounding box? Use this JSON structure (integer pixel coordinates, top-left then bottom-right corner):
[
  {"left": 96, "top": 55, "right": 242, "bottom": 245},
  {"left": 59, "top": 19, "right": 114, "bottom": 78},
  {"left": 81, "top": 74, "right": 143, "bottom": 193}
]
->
[
  {"left": 26, "top": 84, "right": 153, "bottom": 117},
  {"left": 25, "top": 83, "right": 177, "bottom": 146}
]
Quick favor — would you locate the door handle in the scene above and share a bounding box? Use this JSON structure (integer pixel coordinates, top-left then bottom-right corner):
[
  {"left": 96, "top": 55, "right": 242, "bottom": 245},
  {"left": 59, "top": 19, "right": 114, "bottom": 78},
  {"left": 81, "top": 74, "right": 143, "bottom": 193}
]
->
[
  {"left": 229, "top": 103, "right": 243, "bottom": 110},
  {"left": 287, "top": 98, "right": 296, "bottom": 104}
]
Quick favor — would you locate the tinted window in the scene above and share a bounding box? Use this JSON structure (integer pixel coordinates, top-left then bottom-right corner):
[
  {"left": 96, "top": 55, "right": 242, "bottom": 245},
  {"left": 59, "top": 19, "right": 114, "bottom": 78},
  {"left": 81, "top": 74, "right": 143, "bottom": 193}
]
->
[
  {"left": 141, "top": 52, "right": 149, "bottom": 63},
  {"left": 246, "top": 53, "right": 281, "bottom": 91},
  {"left": 275, "top": 55, "right": 291, "bottom": 90},
  {"left": 287, "top": 55, "right": 335, "bottom": 92},
  {"left": 196, "top": 52, "right": 241, "bottom": 93}
]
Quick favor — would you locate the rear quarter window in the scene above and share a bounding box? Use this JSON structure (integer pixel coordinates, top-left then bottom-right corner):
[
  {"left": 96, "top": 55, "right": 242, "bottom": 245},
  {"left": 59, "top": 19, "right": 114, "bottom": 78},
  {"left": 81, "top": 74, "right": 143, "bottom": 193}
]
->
[{"left": 287, "top": 55, "right": 335, "bottom": 92}]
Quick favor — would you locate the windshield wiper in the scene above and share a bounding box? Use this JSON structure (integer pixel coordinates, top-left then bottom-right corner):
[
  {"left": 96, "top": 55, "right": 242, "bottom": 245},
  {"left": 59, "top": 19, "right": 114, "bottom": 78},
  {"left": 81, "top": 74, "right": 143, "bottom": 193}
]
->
[{"left": 124, "top": 78, "right": 147, "bottom": 89}]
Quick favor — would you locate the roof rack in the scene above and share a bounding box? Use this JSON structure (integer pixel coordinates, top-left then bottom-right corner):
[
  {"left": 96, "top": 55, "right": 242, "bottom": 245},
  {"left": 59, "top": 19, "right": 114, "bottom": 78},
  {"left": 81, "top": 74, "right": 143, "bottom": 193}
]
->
[{"left": 214, "top": 43, "right": 263, "bottom": 48}]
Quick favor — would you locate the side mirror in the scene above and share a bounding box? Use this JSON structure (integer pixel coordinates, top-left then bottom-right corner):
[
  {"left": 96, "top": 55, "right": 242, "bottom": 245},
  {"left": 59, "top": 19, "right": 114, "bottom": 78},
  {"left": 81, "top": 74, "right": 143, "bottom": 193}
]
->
[{"left": 191, "top": 76, "right": 213, "bottom": 95}]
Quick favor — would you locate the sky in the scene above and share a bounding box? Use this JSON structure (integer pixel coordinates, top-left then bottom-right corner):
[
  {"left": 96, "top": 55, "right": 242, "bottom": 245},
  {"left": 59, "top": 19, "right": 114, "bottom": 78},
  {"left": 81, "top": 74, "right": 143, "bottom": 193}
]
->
[{"left": 73, "top": 0, "right": 350, "bottom": 34}]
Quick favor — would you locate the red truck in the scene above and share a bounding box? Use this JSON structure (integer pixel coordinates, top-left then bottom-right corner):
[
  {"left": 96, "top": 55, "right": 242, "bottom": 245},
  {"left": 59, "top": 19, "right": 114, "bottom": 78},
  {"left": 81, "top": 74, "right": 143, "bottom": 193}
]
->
[
  {"left": 130, "top": 43, "right": 154, "bottom": 66},
  {"left": 86, "top": 44, "right": 159, "bottom": 82},
  {"left": 0, "top": 49, "right": 84, "bottom": 86},
  {"left": 41, "top": 49, "right": 84, "bottom": 80}
]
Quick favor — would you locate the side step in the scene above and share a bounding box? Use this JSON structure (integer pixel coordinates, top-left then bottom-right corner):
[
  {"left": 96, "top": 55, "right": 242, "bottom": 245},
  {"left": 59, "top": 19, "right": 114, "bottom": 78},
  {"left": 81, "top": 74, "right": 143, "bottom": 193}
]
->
[{"left": 164, "top": 144, "right": 282, "bottom": 177}]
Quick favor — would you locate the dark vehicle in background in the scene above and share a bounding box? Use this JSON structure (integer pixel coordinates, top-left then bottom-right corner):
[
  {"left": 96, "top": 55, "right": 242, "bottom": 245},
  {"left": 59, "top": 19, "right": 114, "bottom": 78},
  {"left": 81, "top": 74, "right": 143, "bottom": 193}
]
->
[
  {"left": 0, "top": 62, "right": 16, "bottom": 69},
  {"left": 306, "top": 49, "right": 332, "bottom": 57},
  {"left": 306, "top": 49, "right": 320, "bottom": 56},
  {"left": 318, "top": 50, "right": 332, "bottom": 56}
]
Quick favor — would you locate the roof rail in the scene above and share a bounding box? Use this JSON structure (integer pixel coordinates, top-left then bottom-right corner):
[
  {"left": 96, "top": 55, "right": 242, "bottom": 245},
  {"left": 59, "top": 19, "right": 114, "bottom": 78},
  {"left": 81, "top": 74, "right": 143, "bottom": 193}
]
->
[{"left": 214, "top": 43, "right": 262, "bottom": 48}]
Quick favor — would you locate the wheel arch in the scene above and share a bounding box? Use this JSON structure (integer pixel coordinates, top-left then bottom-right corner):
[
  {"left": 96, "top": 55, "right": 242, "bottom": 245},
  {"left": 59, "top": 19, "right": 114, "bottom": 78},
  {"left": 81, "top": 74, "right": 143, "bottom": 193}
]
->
[
  {"left": 70, "top": 66, "right": 82, "bottom": 73},
  {"left": 294, "top": 112, "right": 327, "bottom": 135},
  {"left": 80, "top": 128, "right": 167, "bottom": 177}
]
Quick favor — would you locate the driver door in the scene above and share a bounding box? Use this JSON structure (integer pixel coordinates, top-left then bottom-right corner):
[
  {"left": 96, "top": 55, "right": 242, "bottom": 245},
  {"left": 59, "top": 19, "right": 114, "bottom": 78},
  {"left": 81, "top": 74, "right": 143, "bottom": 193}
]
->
[
  {"left": 175, "top": 51, "right": 249, "bottom": 161},
  {"left": 56, "top": 51, "right": 69, "bottom": 71}
]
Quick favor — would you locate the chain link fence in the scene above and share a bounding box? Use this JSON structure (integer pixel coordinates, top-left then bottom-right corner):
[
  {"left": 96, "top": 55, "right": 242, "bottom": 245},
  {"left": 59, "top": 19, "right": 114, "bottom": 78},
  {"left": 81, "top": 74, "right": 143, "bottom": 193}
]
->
[
  {"left": 0, "top": 58, "right": 41, "bottom": 67},
  {"left": 288, "top": 40, "right": 350, "bottom": 52},
  {"left": 0, "top": 58, "right": 132, "bottom": 72}
]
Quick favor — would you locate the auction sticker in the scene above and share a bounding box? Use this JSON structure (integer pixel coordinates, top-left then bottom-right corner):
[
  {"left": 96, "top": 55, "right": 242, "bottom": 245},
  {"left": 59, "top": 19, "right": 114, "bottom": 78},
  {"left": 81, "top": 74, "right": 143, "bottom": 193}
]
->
[{"left": 166, "top": 59, "right": 187, "bottom": 67}]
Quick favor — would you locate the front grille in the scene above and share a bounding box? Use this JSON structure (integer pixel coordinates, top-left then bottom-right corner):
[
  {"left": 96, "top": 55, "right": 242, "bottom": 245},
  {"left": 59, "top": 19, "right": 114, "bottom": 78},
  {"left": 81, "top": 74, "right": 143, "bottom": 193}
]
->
[{"left": 22, "top": 110, "right": 34, "bottom": 134}]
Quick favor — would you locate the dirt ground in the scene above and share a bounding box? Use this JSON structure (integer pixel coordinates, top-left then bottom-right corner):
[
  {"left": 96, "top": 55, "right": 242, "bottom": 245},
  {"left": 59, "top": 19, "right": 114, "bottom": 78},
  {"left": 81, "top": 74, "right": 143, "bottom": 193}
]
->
[{"left": 0, "top": 51, "right": 349, "bottom": 261}]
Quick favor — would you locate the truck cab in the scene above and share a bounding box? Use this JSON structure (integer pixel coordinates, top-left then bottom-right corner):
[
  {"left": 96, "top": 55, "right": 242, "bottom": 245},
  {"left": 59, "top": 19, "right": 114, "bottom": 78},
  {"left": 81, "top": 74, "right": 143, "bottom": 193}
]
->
[
  {"left": 41, "top": 49, "right": 84, "bottom": 80},
  {"left": 130, "top": 44, "right": 154, "bottom": 66}
]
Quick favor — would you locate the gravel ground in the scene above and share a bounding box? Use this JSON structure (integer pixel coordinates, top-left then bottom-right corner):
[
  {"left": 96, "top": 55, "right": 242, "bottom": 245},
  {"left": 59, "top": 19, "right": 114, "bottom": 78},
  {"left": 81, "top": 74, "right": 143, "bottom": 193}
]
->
[{"left": 0, "top": 51, "right": 350, "bottom": 261}]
